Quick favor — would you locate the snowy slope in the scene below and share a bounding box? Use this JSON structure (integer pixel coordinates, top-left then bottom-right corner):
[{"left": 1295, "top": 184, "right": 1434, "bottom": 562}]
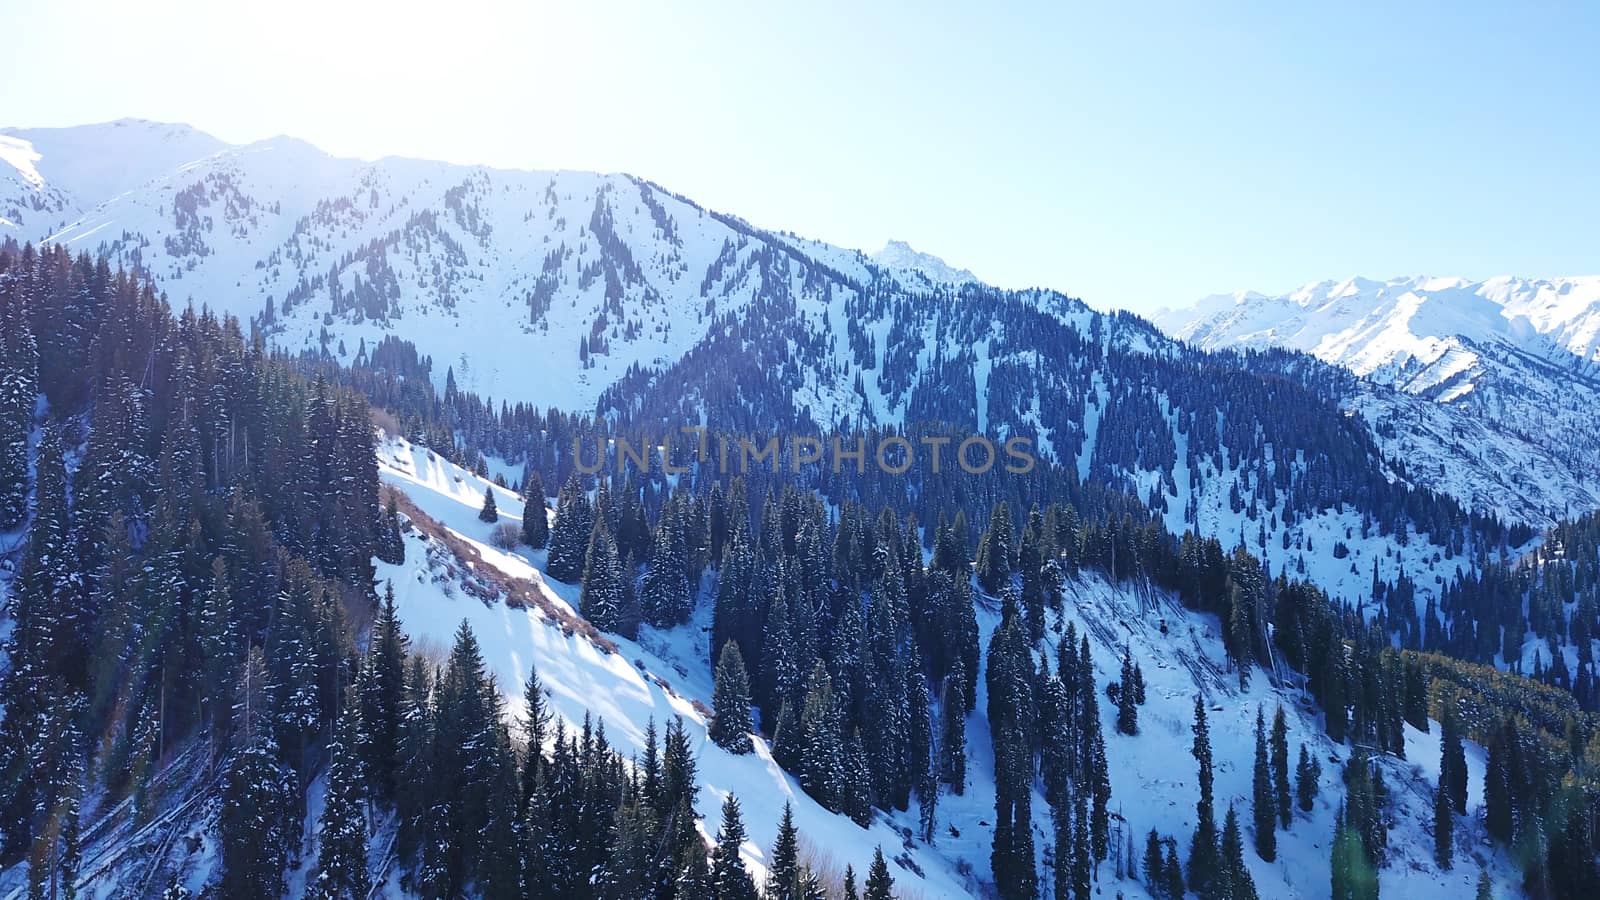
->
[
  {"left": 374, "top": 434, "right": 1519, "bottom": 899},
  {"left": 373, "top": 434, "right": 978, "bottom": 897}
]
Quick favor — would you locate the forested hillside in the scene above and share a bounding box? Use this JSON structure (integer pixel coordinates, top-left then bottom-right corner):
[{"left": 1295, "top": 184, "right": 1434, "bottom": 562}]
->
[{"left": 1, "top": 235, "right": 1596, "bottom": 897}]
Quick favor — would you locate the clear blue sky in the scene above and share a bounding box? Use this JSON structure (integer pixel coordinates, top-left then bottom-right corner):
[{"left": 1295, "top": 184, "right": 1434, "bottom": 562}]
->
[{"left": 3, "top": 0, "right": 1596, "bottom": 312}]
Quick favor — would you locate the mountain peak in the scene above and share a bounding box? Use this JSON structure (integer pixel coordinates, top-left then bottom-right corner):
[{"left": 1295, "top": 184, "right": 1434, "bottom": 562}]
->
[{"left": 871, "top": 239, "right": 980, "bottom": 286}]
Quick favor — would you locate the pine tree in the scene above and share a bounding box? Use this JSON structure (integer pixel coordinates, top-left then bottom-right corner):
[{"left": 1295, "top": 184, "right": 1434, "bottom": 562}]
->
[
  {"left": 1072, "top": 792, "right": 1092, "bottom": 900},
  {"left": 1295, "top": 743, "right": 1321, "bottom": 812},
  {"left": 376, "top": 493, "right": 406, "bottom": 564},
  {"left": 546, "top": 475, "right": 593, "bottom": 583},
  {"left": 1474, "top": 869, "right": 1493, "bottom": 900},
  {"left": 1271, "top": 705, "right": 1291, "bottom": 829},
  {"left": 359, "top": 583, "right": 408, "bottom": 798},
  {"left": 710, "top": 641, "right": 754, "bottom": 754},
  {"left": 1188, "top": 695, "right": 1219, "bottom": 895},
  {"left": 1440, "top": 697, "right": 1467, "bottom": 815},
  {"left": 937, "top": 665, "right": 967, "bottom": 793},
  {"left": 1252, "top": 708, "right": 1276, "bottom": 861},
  {"left": 1144, "top": 830, "right": 1166, "bottom": 897},
  {"left": 987, "top": 598, "right": 1037, "bottom": 900},
  {"left": 521, "top": 469, "right": 549, "bottom": 548},
  {"left": 709, "top": 794, "right": 759, "bottom": 900},
  {"left": 599, "top": 791, "right": 658, "bottom": 900},
  {"left": 1116, "top": 646, "right": 1139, "bottom": 736},
  {"left": 1218, "top": 804, "right": 1259, "bottom": 900},
  {"left": 1163, "top": 839, "right": 1184, "bottom": 900},
  {"left": 220, "top": 732, "right": 293, "bottom": 900},
  {"left": 0, "top": 287, "right": 36, "bottom": 529},
  {"left": 580, "top": 524, "right": 625, "bottom": 632},
  {"left": 478, "top": 485, "right": 498, "bottom": 522},
  {"left": 521, "top": 661, "right": 550, "bottom": 803},
  {"left": 766, "top": 802, "right": 802, "bottom": 900},
  {"left": 843, "top": 865, "right": 860, "bottom": 900},
  {"left": 864, "top": 846, "right": 895, "bottom": 900},
  {"left": 976, "top": 502, "right": 1014, "bottom": 594},
  {"left": 1433, "top": 776, "right": 1453, "bottom": 870},
  {"left": 310, "top": 700, "right": 371, "bottom": 900},
  {"left": 642, "top": 506, "right": 693, "bottom": 627}
]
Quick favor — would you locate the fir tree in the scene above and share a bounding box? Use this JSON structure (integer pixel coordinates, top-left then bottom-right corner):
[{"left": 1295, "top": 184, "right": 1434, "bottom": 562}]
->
[
  {"left": 710, "top": 641, "right": 754, "bottom": 754},
  {"left": 1218, "top": 804, "right": 1259, "bottom": 900},
  {"left": 1072, "top": 792, "right": 1092, "bottom": 900},
  {"left": 1295, "top": 743, "right": 1321, "bottom": 813},
  {"left": 219, "top": 732, "right": 293, "bottom": 900},
  {"left": 976, "top": 502, "right": 1014, "bottom": 595},
  {"left": 1440, "top": 698, "right": 1467, "bottom": 815},
  {"left": 938, "top": 665, "right": 967, "bottom": 793},
  {"left": 520, "top": 661, "right": 550, "bottom": 804},
  {"left": 580, "top": 524, "right": 625, "bottom": 632},
  {"left": 1117, "top": 646, "right": 1139, "bottom": 735},
  {"left": 709, "top": 794, "right": 759, "bottom": 900},
  {"left": 1252, "top": 708, "right": 1276, "bottom": 861},
  {"left": 521, "top": 469, "right": 549, "bottom": 548},
  {"left": 1433, "top": 776, "right": 1453, "bottom": 870},
  {"left": 359, "top": 582, "right": 408, "bottom": 798},
  {"left": 376, "top": 493, "right": 406, "bottom": 564},
  {"left": 987, "top": 597, "right": 1037, "bottom": 900},
  {"left": 546, "top": 475, "right": 594, "bottom": 583},
  {"left": 478, "top": 485, "right": 499, "bottom": 522},
  {"left": 1144, "top": 830, "right": 1167, "bottom": 897},
  {"left": 310, "top": 700, "right": 371, "bottom": 900},
  {"left": 864, "top": 846, "right": 895, "bottom": 900},
  {"left": 1270, "top": 705, "right": 1291, "bottom": 829},
  {"left": 1163, "top": 839, "right": 1185, "bottom": 900},
  {"left": 766, "top": 802, "right": 802, "bottom": 900},
  {"left": 0, "top": 286, "right": 35, "bottom": 529},
  {"left": 1188, "top": 695, "right": 1219, "bottom": 895}
]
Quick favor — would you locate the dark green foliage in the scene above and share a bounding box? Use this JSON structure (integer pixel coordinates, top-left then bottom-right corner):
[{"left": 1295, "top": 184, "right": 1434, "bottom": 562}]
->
[
  {"left": 1117, "top": 646, "right": 1139, "bottom": 735},
  {"left": 1188, "top": 696, "right": 1219, "bottom": 894},
  {"left": 479, "top": 485, "right": 499, "bottom": 522},
  {"left": 976, "top": 502, "right": 1014, "bottom": 595},
  {"left": 710, "top": 641, "right": 754, "bottom": 754},
  {"left": 1217, "top": 804, "right": 1259, "bottom": 900},
  {"left": 520, "top": 469, "right": 550, "bottom": 548},
  {"left": 1252, "top": 708, "right": 1276, "bottom": 861},
  {"left": 1144, "top": 829, "right": 1166, "bottom": 896},
  {"left": 765, "top": 802, "right": 801, "bottom": 900},
  {"left": 1330, "top": 802, "right": 1378, "bottom": 900},
  {"left": 1433, "top": 776, "right": 1453, "bottom": 870},
  {"left": 1439, "top": 696, "right": 1467, "bottom": 815},
  {"left": 709, "top": 794, "right": 759, "bottom": 900},
  {"left": 311, "top": 700, "right": 371, "bottom": 900},
  {"left": 1295, "top": 743, "right": 1321, "bottom": 813},
  {"left": 220, "top": 730, "right": 294, "bottom": 900},
  {"left": 546, "top": 475, "right": 593, "bottom": 583},
  {"left": 864, "top": 846, "right": 895, "bottom": 900},
  {"left": 1270, "top": 705, "right": 1291, "bottom": 829},
  {"left": 580, "top": 523, "right": 627, "bottom": 634},
  {"left": 987, "top": 597, "right": 1037, "bottom": 900}
]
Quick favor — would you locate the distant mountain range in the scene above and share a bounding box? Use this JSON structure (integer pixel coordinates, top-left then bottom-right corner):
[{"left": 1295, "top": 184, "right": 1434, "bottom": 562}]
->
[
  {"left": 1157, "top": 275, "right": 1600, "bottom": 523},
  {"left": 4, "top": 118, "right": 1597, "bottom": 529}
]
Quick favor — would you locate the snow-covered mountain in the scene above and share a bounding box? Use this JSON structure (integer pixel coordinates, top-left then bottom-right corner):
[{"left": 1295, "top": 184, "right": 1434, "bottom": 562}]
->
[
  {"left": 0, "top": 119, "right": 1571, "bottom": 548},
  {"left": 1156, "top": 275, "right": 1600, "bottom": 524},
  {"left": 870, "top": 239, "right": 981, "bottom": 287}
]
